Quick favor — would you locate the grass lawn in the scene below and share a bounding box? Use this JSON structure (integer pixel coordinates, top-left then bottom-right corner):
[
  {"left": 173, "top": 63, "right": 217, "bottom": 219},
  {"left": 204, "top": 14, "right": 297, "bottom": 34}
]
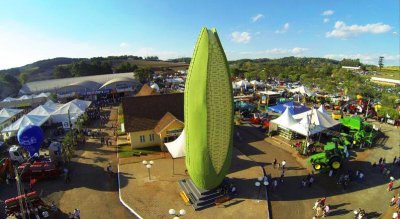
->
[
  {"left": 118, "top": 144, "right": 161, "bottom": 158},
  {"left": 375, "top": 67, "right": 400, "bottom": 80}
]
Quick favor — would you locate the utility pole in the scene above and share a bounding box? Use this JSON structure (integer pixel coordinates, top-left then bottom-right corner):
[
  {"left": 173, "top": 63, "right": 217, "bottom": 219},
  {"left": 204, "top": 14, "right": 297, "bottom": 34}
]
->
[{"left": 14, "top": 167, "right": 26, "bottom": 219}]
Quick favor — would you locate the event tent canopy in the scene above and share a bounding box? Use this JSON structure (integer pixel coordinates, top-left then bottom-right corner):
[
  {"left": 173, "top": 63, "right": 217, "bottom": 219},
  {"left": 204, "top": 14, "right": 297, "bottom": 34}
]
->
[
  {"left": 289, "top": 86, "right": 314, "bottom": 96},
  {"left": 165, "top": 129, "right": 186, "bottom": 158},
  {"left": 293, "top": 108, "right": 340, "bottom": 129},
  {"left": 268, "top": 101, "right": 310, "bottom": 115},
  {"left": 270, "top": 107, "right": 298, "bottom": 129},
  {"left": 28, "top": 105, "right": 57, "bottom": 116},
  {"left": 150, "top": 83, "right": 160, "bottom": 91},
  {"left": 235, "top": 80, "right": 251, "bottom": 88},
  {"left": 69, "top": 99, "right": 92, "bottom": 110},
  {"left": 0, "top": 108, "right": 23, "bottom": 118},
  {"left": 289, "top": 115, "right": 325, "bottom": 136},
  {"left": 318, "top": 105, "right": 329, "bottom": 115},
  {"left": 2, "top": 115, "right": 49, "bottom": 133}
]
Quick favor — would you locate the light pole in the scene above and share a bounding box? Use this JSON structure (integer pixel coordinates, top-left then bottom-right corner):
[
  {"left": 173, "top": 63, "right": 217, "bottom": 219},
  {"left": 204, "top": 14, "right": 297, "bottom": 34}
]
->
[
  {"left": 142, "top": 160, "right": 154, "bottom": 180},
  {"left": 169, "top": 208, "right": 186, "bottom": 218}
]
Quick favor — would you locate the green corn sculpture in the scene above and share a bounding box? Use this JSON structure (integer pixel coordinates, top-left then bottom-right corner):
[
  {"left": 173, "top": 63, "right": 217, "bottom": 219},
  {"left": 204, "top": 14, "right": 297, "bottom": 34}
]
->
[{"left": 184, "top": 27, "right": 233, "bottom": 190}]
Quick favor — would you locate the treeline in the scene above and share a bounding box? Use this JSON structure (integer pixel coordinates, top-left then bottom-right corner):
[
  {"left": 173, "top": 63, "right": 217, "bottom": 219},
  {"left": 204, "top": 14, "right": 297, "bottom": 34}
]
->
[{"left": 0, "top": 74, "right": 22, "bottom": 99}]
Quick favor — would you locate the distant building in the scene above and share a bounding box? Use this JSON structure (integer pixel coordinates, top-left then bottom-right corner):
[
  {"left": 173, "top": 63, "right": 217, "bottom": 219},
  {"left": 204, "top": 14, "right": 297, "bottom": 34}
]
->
[
  {"left": 370, "top": 77, "right": 400, "bottom": 86},
  {"left": 342, "top": 66, "right": 361, "bottom": 70},
  {"left": 121, "top": 93, "right": 184, "bottom": 150}
]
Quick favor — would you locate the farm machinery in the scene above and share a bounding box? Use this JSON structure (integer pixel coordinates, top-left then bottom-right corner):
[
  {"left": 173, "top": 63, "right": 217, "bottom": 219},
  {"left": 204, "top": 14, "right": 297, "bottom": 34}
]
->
[
  {"left": 4, "top": 191, "right": 52, "bottom": 218},
  {"left": 339, "top": 116, "right": 379, "bottom": 148},
  {"left": 309, "top": 141, "right": 346, "bottom": 171}
]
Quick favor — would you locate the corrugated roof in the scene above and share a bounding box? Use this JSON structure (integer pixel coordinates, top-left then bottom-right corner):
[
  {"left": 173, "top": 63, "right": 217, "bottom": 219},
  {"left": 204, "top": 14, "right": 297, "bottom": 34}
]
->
[
  {"left": 19, "top": 72, "right": 135, "bottom": 94},
  {"left": 136, "top": 84, "right": 158, "bottom": 97},
  {"left": 122, "top": 93, "right": 184, "bottom": 132},
  {"left": 154, "top": 112, "right": 183, "bottom": 134}
]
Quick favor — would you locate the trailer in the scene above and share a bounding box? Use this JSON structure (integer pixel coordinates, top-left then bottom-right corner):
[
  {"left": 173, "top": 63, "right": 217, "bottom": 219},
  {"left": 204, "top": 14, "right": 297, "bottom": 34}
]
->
[{"left": 18, "top": 161, "right": 61, "bottom": 182}]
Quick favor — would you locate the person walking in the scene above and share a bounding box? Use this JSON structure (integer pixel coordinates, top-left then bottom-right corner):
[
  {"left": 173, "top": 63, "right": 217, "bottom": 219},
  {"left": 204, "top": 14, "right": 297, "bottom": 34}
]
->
[
  {"left": 281, "top": 160, "right": 286, "bottom": 170},
  {"left": 388, "top": 181, "right": 394, "bottom": 191},
  {"left": 359, "top": 171, "right": 364, "bottom": 182},
  {"left": 73, "top": 208, "right": 80, "bottom": 219},
  {"left": 390, "top": 196, "right": 397, "bottom": 206},
  {"left": 309, "top": 176, "right": 314, "bottom": 188},
  {"left": 394, "top": 156, "right": 398, "bottom": 166},
  {"left": 379, "top": 157, "right": 383, "bottom": 165},
  {"left": 273, "top": 179, "right": 278, "bottom": 190},
  {"left": 64, "top": 168, "right": 70, "bottom": 184},
  {"left": 273, "top": 158, "right": 277, "bottom": 169},
  {"left": 280, "top": 172, "right": 284, "bottom": 183}
]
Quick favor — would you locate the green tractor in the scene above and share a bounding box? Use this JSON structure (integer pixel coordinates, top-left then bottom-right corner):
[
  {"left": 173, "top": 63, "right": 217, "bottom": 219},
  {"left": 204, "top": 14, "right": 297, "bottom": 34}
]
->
[{"left": 309, "top": 141, "right": 345, "bottom": 171}]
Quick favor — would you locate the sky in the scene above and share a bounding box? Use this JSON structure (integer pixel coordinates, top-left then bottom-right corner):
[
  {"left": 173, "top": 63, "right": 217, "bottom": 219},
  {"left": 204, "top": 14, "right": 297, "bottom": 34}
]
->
[{"left": 0, "top": 0, "right": 398, "bottom": 69}]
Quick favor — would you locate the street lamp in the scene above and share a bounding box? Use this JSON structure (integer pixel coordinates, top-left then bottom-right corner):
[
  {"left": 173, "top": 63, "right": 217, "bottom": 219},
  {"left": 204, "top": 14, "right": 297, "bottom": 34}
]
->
[
  {"left": 169, "top": 208, "right": 186, "bottom": 218},
  {"left": 142, "top": 160, "right": 154, "bottom": 180},
  {"left": 255, "top": 181, "right": 261, "bottom": 202}
]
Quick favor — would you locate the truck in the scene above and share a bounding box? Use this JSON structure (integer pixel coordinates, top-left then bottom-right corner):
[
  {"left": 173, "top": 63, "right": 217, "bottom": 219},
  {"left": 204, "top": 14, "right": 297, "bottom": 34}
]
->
[{"left": 309, "top": 141, "right": 345, "bottom": 171}]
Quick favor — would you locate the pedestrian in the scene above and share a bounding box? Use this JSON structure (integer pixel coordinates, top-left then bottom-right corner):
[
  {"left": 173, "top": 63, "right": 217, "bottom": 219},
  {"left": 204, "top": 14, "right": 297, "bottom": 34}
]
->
[
  {"left": 64, "top": 168, "right": 70, "bottom": 184},
  {"left": 329, "top": 169, "right": 333, "bottom": 177},
  {"left": 68, "top": 212, "right": 74, "bottom": 219},
  {"left": 319, "top": 197, "right": 326, "bottom": 206},
  {"left": 388, "top": 181, "right": 393, "bottom": 191},
  {"left": 390, "top": 196, "right": 397, "bottom": 206},
  {"left": 107, "top": 163, "right": 113, "bottom": 176},
  {"left": 394, "top": 156, "right": 398, "bottom": 166},
  {"left": 379, "top": 157, "right": 383, "bottom": 165},
  {"left": 281, "top": 160, "right": 286, "bottom": 169},
  {"left": 273, "top": 179, "right": 278, "bottom": 189},
  {"left": 280, "top": 173, "right": 284, "bottom": 183},
  {"left": 323, "top": 205, "right": 330, "bottom": 217},
  {"left": 301, "top": 178, "right": 307, "bottom": 187},
  {"left": 309, "top": 176, "right": 314, "bottom": 187},
  {"left": 359, "top": 171, "right": 364, "bottom": 182},
  {"left": 273, "top": 158, "right": 277, "bottom": 169},
  {"left": 74, "top": 208, "right": 80, "bottom": 219}
]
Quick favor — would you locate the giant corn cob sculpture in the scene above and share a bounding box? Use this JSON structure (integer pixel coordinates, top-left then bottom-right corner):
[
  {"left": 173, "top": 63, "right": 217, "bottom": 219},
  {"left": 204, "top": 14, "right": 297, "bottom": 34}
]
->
[{"left": 184, "top": 27, "right": 233, "bottom": 190}]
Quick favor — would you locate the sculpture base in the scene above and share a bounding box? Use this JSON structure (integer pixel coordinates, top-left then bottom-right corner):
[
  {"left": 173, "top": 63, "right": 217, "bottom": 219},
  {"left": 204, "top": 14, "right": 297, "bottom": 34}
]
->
[{"left": 178, "top": 178, "right": 226, "bottom": 211}]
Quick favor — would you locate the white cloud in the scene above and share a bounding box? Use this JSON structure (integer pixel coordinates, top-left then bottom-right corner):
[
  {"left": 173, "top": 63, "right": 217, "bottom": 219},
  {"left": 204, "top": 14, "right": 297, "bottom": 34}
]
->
[
  {"left": 251, "top": 14, "right": 264, "bottom": 22},
  {"left": 240, "top": 47, "right": 308, "bottom": 56},
  {"left": 393, "top": 32, "right": 398, "bottom": 36},
  {"left": 326, "top": 21, "right": 392, "bottom": 39},
  {"left": 292, "top": 47, "right": 309, "bottom": 54},
  {"left": 231, "top": 31, "right": 251, "bottom": 43},
  {"left": 324, "top": 53, "right": 400, "bottom": 64},
  {"left": 119, "top": 42, "right": 130, "bottom": 48},
  {"left": 323, "top": 18, "right": 330, "bottom": 23},
  {"left": 275, "top": 23, "right": 289, "bottom": 34},
  {"left": 322, "top": 10, "right": 334, "bottom": 16}
]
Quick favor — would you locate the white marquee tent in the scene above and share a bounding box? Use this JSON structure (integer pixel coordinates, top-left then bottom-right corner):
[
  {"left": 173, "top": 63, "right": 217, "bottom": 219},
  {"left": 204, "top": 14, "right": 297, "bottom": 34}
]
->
[
  {"left": 270, "top": 107, "right": 298, "bottom": 131},
  {"left": 293, "top": 108, "right": 339, "bottom": 129},
  {"left": 150, "top": 83, "right": 160, "bottom": 91},
  {"left": 28, "top": 105, "right": 57, "bottom": 116},
  {"left": 51, "top": 102, "right": 87, "bottom": 124},
  {"left": 289, "top": 86, "right": 314, "bottom": 96},
  {"left": 2, "top": 114, "right": 50, "bottom": 133},
  {"left": 164, "top": 129, "right": 186, "bottom": 158},
  {"left": 235, "top": 80, "right": 251, "bottom": 88}
]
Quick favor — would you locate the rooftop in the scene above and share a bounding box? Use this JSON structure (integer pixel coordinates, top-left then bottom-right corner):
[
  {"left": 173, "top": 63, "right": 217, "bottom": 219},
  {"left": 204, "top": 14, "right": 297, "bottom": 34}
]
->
[{"left": 122, "top": 93, "right": 184, "bottom": 132}]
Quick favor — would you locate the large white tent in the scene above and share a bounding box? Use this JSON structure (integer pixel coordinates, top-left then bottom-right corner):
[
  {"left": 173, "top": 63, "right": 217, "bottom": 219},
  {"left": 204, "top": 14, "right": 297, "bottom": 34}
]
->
[
  {"left": 289, "top": 115, "right": 325, "bottom": 136},
  {"left": 250, "top": 80, "right": 265, "bottom": 88},
  {"left": 293, "top": 108, "right": 339, "bottom": 129},
  {"left": 69, "top": 99, "right": 92, "bottom": 110},
  {"left": 289, "top": 86, "right": 314, "bottom": 96},
  {"left": 235, "top": 80, "right": 251, "bottom": 88},
  {"left": 270, "top": 107, "right": 298, "bottom": 130},
  {"left": 2, "top": 115, "right": 50, "bottom": 133},
  {"left": 0, "top": 108, "right": 23, "bottom": 118},
  {"left": 28, "top": 105, "right": 57, "bottom": 116},
  {"left": 164, "top": 129, "right": 186, "bottom": 158},
  {"left": 51, "top": 102, "right": 87, "bottom": 123}
]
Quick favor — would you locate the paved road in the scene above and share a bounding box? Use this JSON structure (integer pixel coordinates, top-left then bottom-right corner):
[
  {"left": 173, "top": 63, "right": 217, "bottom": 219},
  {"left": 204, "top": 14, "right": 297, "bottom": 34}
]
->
[{"left": 234, "top": 123, "right": 400, "bottom": 219}]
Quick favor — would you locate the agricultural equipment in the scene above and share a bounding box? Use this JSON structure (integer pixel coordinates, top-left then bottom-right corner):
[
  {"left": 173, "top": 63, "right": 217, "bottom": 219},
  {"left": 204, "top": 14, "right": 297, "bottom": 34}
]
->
[
  {"left": 18, "top": 160, "right": 61, "bottom": 182},
  {"left": 4, "top": 191, "right": 51, "bottom": 218},
  {"left": 340, "top": 116, "right": 378, "bottom": 147},
  {"left": 309, "top": 142, "right": 345, "bottom": 171}
]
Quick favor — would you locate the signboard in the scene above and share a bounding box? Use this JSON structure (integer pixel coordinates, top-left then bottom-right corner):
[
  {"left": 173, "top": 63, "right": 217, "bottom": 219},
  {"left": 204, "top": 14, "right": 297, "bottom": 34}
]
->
[{"left": 62, "top": 121, "right": 70, "bottom": 129}]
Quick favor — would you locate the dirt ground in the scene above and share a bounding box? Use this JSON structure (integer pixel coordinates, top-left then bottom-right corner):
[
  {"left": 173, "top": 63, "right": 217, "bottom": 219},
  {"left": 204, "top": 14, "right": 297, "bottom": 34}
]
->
[
  {"left": 0, "top": 107, "right": 133, "bottom": 219},
  {"left": 119, "top": 147, "right": 269, "bottom": 219},
  {"left": 235, "top": 121, "right": 400, "bottom": 219}
]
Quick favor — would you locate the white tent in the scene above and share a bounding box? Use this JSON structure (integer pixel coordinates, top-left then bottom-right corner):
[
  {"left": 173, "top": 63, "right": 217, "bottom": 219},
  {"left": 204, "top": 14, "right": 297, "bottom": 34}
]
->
[
  {"left": 2, "top": 97, "right": 17, "bottom": 102},
  {"left": 289, "top": 115, "right": 325, "bottom": 136},
  {"left": 17, "top": 95, "right": 32, "bottom": 100},
  {"left": 164, "top": 129, "right": 186, "bottom": 158},
  {"left": 51, "top": 102, "right": 86, "bottom": 123},
  {"left": 150, "top": 83, "right": 160, "bottom": 91},
  {"left": 43, "top": 100, "right": 61, "bottom": 109},
  {"left": 235, "top": 80, "right": 251, "bottom": 88},
  {"left": 289, "top": 86, "right": 314, "bottom": 96},
  {"left": 270, "top": 107, "right": 298, "bottom": 129},
  {"left": 293, "top": 108, "right": 339, "bottom": 129},
  {"left": 318, "top": 105, "right": 328, "bottom": 115},
  {"left": 34, "top": 92, "right": 51, "bottom": 98},
  {"left": 2, "top": 114, "right": 50, "bottom": 133},
  {"left": 250, "top": 80, "right": 265, "bottom": 87},
  {"left": 232, "top": 82, "right": 240, "bottom": 90},
  {"left": 69, "top": 99, "right": 91, "bottom": 110},
  {"left": 0, "top": 108, "right": 23, "bottom": 118},
  {"left": 28, "top": 105, "right": 56, "bottom": 116}
]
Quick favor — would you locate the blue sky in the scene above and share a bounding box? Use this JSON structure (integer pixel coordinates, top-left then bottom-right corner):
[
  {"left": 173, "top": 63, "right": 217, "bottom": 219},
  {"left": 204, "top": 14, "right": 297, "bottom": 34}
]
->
[{"left": 0, "top": 0, "right": 398, "bottom": 69}]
